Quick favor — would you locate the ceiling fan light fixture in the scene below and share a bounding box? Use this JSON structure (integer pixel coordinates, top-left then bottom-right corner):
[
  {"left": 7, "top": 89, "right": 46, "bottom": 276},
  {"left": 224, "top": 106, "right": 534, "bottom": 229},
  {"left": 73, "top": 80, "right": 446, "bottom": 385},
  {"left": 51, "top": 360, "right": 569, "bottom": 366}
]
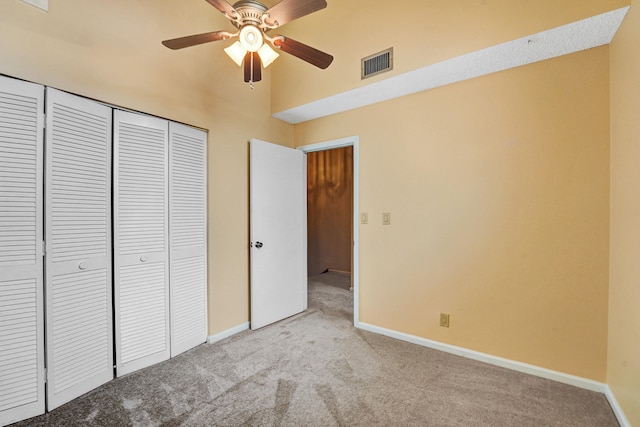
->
[
  {"left": 162, "top": 0, "right": 334, "bottom": 83},
  {"left": 239, "top": 25, "right": 263, "bottom": 52},
  {"left": 257, "top": 43, "right": 279, "bottom": 68},
  {"left": 224, "top": 41, "right": 247, "bottom": 66}
]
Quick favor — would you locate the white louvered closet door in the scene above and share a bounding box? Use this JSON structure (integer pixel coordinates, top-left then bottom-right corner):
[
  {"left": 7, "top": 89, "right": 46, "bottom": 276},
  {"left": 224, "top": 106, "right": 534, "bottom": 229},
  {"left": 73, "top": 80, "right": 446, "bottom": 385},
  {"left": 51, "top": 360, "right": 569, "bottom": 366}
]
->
[
  {"left": 44, "top": 89, "right": 113, "bottom": 410},
  {"left": 169, "top": 122, "right": 207, "bottom": 357},
  {"left": 114, "top": 110, "right": 170, "bottom": 376},
  {"left": 0, "top": 77, "right": 45, "bottom": 425}
]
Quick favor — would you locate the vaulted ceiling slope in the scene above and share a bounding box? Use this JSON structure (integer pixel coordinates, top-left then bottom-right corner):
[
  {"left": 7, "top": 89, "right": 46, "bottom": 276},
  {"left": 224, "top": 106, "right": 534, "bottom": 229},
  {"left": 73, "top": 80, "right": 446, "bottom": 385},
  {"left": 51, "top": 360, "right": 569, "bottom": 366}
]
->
[{"left": 271, "top": 1, "right": 630, "bottom": 124}]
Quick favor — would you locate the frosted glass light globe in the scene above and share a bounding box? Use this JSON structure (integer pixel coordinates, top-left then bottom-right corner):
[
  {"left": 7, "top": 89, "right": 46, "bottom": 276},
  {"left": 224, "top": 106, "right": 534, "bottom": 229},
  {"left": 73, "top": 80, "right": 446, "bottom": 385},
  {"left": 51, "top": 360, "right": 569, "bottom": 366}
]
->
[{"left": 239, "top": 25, "right": 263, "bottom": 52}]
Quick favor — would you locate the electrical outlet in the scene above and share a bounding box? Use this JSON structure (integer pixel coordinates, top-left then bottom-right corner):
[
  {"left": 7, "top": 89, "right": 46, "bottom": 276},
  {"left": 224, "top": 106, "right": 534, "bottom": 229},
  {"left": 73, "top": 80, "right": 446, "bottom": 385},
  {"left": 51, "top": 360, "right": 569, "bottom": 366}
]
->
[
  {"left": 440, "top": 313, "right": 450, "bottom": 328},
  {"left": 360, "top": 212, "right": 368, "bottom": 224}
]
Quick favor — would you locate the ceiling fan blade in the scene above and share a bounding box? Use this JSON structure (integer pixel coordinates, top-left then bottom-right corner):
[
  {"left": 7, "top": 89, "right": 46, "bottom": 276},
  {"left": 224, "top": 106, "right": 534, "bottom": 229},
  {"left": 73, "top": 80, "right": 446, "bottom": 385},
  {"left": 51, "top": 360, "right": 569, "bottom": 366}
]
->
[
  {"left": 273, "top": 36, "right": 333, "bottom": 69},
  {"left": 264, "top": 0, "right": 327, "bottom": 27},
  {"left": 205, "top": 0, "right": 238, "bottom": 18},
  {"left": 252, "top": 53, "right": 262, "bottom": 82},
  {"left": 162, "top": 31, "right": 231, "bottom": 50},
  {"left": 244, "top": 52, "right": 262, "bottom": 82}
]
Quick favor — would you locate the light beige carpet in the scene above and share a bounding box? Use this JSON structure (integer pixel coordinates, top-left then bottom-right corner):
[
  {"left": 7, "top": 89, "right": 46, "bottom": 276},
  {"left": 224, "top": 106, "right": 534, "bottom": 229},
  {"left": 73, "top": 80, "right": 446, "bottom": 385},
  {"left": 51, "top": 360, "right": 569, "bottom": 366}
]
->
[{"left": 13, "top": 272, "right": 618, "bottom": 426}]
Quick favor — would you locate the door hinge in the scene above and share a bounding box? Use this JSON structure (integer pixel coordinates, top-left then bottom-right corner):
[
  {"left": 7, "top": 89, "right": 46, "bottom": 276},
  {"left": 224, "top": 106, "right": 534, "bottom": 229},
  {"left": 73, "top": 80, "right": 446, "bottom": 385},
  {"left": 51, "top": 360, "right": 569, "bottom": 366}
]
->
[
  {"left": 42, "top": 241, "right": 46, "bottom": 256},
  {"left": 42, "top": 113, "right": 46, "bottom": 129},
  {"left": 44, "top": 368, "right": 47, "bottom": 383}
]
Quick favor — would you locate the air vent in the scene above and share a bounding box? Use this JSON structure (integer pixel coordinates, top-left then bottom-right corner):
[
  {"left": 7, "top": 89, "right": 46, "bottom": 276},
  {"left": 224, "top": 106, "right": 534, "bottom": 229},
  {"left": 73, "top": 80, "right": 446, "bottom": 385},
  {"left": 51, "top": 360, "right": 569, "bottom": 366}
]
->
[{"left": 361, "top": 48, "right": 393, "bottom": 79}]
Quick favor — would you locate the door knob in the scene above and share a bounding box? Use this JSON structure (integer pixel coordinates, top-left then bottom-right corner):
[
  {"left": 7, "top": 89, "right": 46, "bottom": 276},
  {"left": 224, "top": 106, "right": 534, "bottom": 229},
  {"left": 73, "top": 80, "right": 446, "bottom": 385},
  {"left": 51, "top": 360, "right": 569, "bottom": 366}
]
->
[{"left": 255, "top": 242, "right": 263, "bottom": 248}]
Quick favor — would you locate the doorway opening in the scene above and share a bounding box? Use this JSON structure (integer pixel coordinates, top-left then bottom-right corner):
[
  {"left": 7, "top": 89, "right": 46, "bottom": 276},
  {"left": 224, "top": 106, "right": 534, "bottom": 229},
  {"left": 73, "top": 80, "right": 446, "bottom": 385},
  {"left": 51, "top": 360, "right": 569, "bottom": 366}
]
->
[
  {"left": 307, "top": 146, "right": 353, "bottom": 285},
  {"left": 299, "top": 136, "right": 360, "bottom": 325}
]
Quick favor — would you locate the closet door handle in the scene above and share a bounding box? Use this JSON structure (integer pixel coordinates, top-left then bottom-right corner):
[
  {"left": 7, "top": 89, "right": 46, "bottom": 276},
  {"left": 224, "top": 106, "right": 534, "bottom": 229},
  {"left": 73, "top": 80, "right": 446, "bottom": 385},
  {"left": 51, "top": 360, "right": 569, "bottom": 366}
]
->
[
  {"left": 140, "top": 255, "right": 148, "bottom": 262},
  {"left": 78, "top": 262, "right": 88, "bottom": 270}
]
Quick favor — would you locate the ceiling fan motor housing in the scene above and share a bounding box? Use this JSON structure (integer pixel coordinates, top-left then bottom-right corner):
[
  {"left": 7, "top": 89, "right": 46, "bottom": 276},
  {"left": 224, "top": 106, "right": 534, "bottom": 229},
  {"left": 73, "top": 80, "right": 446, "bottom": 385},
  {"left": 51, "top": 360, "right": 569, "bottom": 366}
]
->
[{"left": 231, "top": 0, "right": 268, "bottom": 28}]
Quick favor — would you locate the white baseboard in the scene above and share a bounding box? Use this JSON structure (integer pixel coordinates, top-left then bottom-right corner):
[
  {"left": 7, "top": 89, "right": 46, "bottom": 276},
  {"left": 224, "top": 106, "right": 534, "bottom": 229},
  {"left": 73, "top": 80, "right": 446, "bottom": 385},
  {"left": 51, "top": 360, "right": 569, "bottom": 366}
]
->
[
  {"left": 604, "top": 385, "right": 631, "bottom": 427},
  {"left": 356, "top": 322, "right": 606, "bottom": 392},
  {"left": 356, "top": 322, "right": 634, "bottom": 426},
  {"left": 207, "top": 322, "right": 250, "bottom": 344},
  {"left": 207, "top": 320, "right": 630, "bottom": 426},
  {"left": 327, "top": 269, "right": 351, "bottom": 275}
]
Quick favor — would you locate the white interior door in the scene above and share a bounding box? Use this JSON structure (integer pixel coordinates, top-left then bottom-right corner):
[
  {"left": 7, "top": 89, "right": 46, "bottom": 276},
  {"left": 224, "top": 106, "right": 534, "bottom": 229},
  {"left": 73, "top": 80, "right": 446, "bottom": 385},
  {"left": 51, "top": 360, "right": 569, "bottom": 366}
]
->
[
  {"left": 0, "top": 76, "right": 45, "bottom": 425},
  {"left": 44, "top": 89, "right": 113, "bottom": 410},
  {"left": 250, "top": 139, "right": 307, "bottom": 330},
  {"left": 114, "top": 110, "right": 170, "bottom": 376},
  {"left": 169, "top": 122, "right": 207, "bottom": 357}
]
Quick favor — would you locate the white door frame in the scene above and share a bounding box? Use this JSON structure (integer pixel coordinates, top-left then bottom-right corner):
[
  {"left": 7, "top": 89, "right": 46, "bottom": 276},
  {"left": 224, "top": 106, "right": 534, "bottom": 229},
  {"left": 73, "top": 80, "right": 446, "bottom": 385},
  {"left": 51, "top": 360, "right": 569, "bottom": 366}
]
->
[{"left": 297, "top": 136, "right": 360, "bottom": 326}]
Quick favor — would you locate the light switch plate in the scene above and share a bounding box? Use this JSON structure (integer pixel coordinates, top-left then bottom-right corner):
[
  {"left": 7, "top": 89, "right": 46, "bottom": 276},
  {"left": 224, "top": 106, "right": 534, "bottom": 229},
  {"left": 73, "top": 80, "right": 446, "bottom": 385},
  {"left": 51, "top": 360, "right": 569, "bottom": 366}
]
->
[
  {"left": 360, "top": 213, "right": 368, "bottom": 224},
  {"left": 440, "top": 313, "right": 450, "bottom": 328},
  {"left": 382, "top": 212, "right": 391, "bottom": 225}
]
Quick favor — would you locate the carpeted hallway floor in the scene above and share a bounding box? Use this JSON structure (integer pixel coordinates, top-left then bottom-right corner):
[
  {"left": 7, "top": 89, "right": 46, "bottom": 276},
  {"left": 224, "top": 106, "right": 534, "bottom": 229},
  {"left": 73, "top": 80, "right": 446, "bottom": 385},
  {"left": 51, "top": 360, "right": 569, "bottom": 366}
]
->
[{"left": 13, "top": 272, "right": 618, "bottom": 426}]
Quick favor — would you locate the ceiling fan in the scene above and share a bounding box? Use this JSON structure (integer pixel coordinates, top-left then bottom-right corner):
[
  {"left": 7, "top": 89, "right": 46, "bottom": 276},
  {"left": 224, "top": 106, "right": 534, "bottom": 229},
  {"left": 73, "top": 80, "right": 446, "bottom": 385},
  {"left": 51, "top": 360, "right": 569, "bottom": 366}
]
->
[{"left": 162, "top": 0, "right": 334, "bottom": 86}]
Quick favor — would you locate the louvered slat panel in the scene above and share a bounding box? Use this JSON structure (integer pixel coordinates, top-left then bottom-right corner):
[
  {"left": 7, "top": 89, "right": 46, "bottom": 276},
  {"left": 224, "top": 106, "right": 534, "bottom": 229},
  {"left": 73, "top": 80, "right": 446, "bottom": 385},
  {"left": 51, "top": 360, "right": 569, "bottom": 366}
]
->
[
  {"left": 119, "top": 262, "right": 167, "bottom": 364},
  {"left": 50, "top": 102, "right": 109, "bottom": 262},
  {"left": 0, "top": 91, "right": 38, "bottom": 267},
  {"left": 0, "top": 76, "right": 45, "bottom": 426},
  {"left": 45, "top": 88, "right": 113, "bottom": 411},
  {"left": 170, "top": 256, "right": 206, "bottom": 351},
  {"left": 118, "top": 122, "right": 166, "bottom": 255},
  {"left": 170, "top": 131, "right": 206, "bottom": 250},
  {"left": 169, "top": 123, "right": 207, "bottom": 357},
  {"left": 0, "top": 278, "right": 39, "bottom": 412},
  {"left": 114, "top": 110, "right": 169, "bottom": 376},
  {"left": 50, "top": 270, "right": 110, "bottom": 393}
]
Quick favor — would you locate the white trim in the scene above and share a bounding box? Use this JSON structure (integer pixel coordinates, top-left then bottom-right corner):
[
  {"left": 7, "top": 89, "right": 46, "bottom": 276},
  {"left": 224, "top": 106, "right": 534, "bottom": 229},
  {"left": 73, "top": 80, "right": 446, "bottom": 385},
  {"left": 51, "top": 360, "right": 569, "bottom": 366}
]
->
[
  {"left": 357, "top": 322, "right": 607, "bottom": 393},
  {"left": 298, "top": 136, "right": 357, "bottom": 152},
  {"left": 273, "top": 6, "right": 630, "bottom": 124},
  {"left": 207, "top": 322, "right": 250, "bottom": 344},
  {"left": 21, "top": 0, "right": 48, "bottom": 11},
  {"left": 298, "top": 136, "right": 360, "bottom": 326},
  {"left": 604, "top": 385, "right": 632, "bottom": 427}
]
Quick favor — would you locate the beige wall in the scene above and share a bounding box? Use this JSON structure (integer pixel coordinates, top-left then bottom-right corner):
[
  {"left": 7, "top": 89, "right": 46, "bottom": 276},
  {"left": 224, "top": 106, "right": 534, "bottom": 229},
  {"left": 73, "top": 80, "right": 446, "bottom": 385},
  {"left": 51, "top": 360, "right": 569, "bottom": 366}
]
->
[
  {"left": 294, "top": 47, "right": 611, "bottom": 381},
  {"left": 609, "top": 0, "right": 640, "bottom": 424},
  {"left": 0, "top": 0, "right": 293, "bottom": 335}
]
